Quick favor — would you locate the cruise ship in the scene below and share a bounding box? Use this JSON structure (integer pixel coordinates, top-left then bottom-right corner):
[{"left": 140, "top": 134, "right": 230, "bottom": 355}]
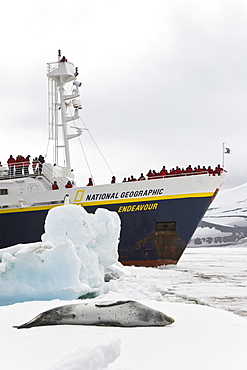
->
[{"left": 0, "top": 51, "right": 226, "bottom": 266}]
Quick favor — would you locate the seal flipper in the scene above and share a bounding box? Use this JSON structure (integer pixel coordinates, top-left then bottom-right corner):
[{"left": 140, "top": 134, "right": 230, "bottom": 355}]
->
[
  {"left": 13, "top": 306, "right": 64, "bottom": 329},
  {"left": 13, "top": 313, "right": 50, "bottom": 329}
]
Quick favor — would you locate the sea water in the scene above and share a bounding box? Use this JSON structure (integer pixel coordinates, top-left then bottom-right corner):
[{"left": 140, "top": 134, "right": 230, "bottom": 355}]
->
[
  {"left": 112, "top": 246, "right": 247, "bottom": 319},
  {"left": 167, "top": 246, "right": 247, "bottom": 318}
]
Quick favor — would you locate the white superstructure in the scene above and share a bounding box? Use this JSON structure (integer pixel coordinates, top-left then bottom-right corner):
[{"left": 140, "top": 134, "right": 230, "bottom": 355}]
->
[{"left": 47, "top": 53, "right": 82, "bottom": 177}]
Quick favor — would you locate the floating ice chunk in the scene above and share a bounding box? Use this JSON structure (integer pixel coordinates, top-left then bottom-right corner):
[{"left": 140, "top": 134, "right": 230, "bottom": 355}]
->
[{"left": 0, "top": 205, "right": 121, "bottom": 305}]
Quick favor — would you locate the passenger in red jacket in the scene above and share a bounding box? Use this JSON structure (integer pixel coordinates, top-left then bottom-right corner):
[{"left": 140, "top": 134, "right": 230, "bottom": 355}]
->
[
  {"left": 169, "top": 168, "right": 175, "bottom": 176},
  {"left": 65, "top": 180, "right": 73, "bottom": 188},
  {"left": 196, "top": 165, "right": 202, "bottom": 172},
  {"left": 146, "top": 170, "right": 153, "bottom": 180},
  {"left": 207, "top": 166, "right": 214, "bottom": 175},
  {"left": 215, "top": 164, "right": 223, "bottom": 175},
  {"left": 152, "top": 170, "right": 159, "bottom": 179},
  {"left": 52, "top": 181, "right": 59, "bottom": 190},
  {"left": 7, "top": 155, "right": 15, "bottom": 176},
  {"left": 87, "top": 178, "right": 93, "bottom": 186},
  {"left": 130, "top": 175, "right": 137, "bottom": 181},
  {"left": 15, "top": 155, "right": 25, "bottom": 177},
  {"left": 24, "top": 155, "right": 30, "bottom": 176},
  {"left": 186, "top": 165, "right": 193, "bottom": 175},
  {"left": 174, "top": 166, "right": 182, "bottom": 176},
  {"left": 160, "top": 166, "right": 168, "bottom": 177}
]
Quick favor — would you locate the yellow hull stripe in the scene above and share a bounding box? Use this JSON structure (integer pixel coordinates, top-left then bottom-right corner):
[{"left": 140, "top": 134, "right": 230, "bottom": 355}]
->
[
  {"left": 0, "top": 191, "right": 214, "bottom": 215},
  {"left": 79, "top": 192, "right": 214, "bottom": 207},
  {"left": 0, "top": 204, "right": 62, "bottom": 214}
]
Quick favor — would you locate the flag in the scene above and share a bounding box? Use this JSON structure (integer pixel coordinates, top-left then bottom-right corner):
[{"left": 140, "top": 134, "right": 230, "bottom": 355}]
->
[{"left": 225, "top": 147, "right": 231, "bottom": 154}]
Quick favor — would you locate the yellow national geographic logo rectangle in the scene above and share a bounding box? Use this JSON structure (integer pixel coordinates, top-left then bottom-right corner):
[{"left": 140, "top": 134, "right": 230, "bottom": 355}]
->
[{"left": 74, "top": 190, "right": 85, "bottom": 202}]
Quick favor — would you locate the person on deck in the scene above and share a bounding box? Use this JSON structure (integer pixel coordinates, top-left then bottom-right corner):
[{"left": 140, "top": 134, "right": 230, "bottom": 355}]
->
[
  {"left": 32, "top": 157, "right": 38, "bottom": 174},
  {"left": 38, "top": 155, "right": 45, "bottom": 175},
  {"left": 207, "top": 166, "right": 214, "bottom": 175},
  {"left": 174, "top": 166, "right": 182, "bottom": 176},
  {"left": 65, "top": 181, "right": 73, "bottom": 188},
  {"left": 87, "top": 178, "right": 93, "bottom": 186},
  {"left": 138, "top": 173, "right": 146, "bottom": 181},
  {"left": 111, "top": 176, "right": 116, "bottom": 183},
  {"left": 60, "top": 56, "right": 68, "bottom": 62},
  {"left": 215, "top": 164, "right": 223, "bottom": 175},
  {"left": 186, "top": 165, "right": 193, "bottom": 175},
  {"left": 52, "top": 181, "right": 59, "bottom": 190},
  {"left": 160, "top": 166, "right": 168, "bottom": 177},
  {"left": 130, "top": 175, "right": 137, "bottom": 181},
  {"left": 152, "top": 170, "right": 159, "bottom": 179},
  {"left": 196, "top": 165, "right": 203, "bottom": 173},
  {"left": 24, "top": 155, "right": 30, "bottom": 176},
  {"left": 7, "top": 155, "right": 15, "bottom": 176},
  {"left": 15, "top": 155, "right": 25, "bottom": 176},
  {"left": 146, "top": 170, "right": 153, "bottom": 180}
]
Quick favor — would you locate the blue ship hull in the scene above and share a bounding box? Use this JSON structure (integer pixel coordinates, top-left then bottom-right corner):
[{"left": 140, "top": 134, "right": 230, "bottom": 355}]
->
[{"left": 0, "top": 193, "right": 213, "bottom": 266}]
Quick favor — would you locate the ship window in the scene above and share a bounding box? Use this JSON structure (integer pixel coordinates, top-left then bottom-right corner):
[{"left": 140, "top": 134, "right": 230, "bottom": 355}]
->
[
  {"left": 156, "top": 221, "right": 176, "bottom": 232},
  {"left": 0, "top": 189, "right": 8, "bottom": 195}
]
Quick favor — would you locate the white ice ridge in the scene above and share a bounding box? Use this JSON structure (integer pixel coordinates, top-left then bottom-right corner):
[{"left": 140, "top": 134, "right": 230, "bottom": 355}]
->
[
  {"left": 50, "top": 339, "right": 121, "bottom": 370},
  {"left": 0, "top": 205, "right": 121, "bottom": 305}
]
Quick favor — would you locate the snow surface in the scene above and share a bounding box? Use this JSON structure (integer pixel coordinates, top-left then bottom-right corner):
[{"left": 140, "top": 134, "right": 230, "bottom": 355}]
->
[
  {"left": 1, "top": 205, "right": 247, "bottom": 369},
  {"left": 1, "top": 250, "right": 247, "bottom": 369},
  {"left": 190, "top": 182, "right": 247, "bottom": 247}
]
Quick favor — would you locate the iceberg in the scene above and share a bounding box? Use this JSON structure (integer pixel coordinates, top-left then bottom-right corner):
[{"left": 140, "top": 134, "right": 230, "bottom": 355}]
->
[{"left": 0, "top": 205, "right": 120, "bottom": 305}]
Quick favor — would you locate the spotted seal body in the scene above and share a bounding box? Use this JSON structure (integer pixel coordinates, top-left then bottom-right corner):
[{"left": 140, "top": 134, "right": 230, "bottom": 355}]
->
[{"left": 14, "top": 300, "right": 174, "bottom": 329}]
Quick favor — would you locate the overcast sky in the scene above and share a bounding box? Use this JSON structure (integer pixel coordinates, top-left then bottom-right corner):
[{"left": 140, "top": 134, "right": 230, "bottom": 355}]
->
[{"left": 1, "top": 0, "right": 247, "bottom": 189}]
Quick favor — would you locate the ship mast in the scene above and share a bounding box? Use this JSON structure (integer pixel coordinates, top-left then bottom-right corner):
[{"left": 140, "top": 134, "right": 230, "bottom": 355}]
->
[{"left": 47, "top": 50, "right": 82, "bottom": 177}]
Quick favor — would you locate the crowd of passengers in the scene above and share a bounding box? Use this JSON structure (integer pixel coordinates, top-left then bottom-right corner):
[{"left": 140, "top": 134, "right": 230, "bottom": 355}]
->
[
  {"left": 86, "top": 164, "right": 224, "bottom": 186},
  {"left": 0, "top": 154, "right": 46, "bottom": 177},
  {"left": 0, "top": 155, "right": 73, "bottom": 190},
  {"left": 120, "top": 164, "right": 224, "bottom": 183},
  {"left": 1, "top": 157, "right": 224, "bottom": 185}
]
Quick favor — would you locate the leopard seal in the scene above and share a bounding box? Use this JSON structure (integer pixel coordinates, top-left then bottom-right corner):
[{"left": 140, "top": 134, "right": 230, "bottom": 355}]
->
[{"left": 14, "top": 300, "right": 174, "bottom": 329}]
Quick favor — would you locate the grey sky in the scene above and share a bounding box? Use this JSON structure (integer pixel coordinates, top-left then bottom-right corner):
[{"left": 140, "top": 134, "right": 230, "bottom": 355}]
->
[{"left": 1, "top": 0, "right": 246, "bottom": 189}]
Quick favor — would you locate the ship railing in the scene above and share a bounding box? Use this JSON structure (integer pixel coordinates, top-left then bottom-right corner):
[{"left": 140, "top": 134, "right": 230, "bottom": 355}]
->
[
  {"left": 0, "top": 161, "right": 66, "bottom": 184},
  {"left": 47, "top": 61, "right": 60, "bottom": 74},
  {"left": 0, "top": 163, "right": 226, "bottom": 182},
  {"left": 41, "top": 163, "right": 69, "bottom": 188},
  {"left": 146, "top": 170, "right": 226, "bottom": 180},
  {"left": 0, "top": 163, "right": 37, "bottom": 180}
]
